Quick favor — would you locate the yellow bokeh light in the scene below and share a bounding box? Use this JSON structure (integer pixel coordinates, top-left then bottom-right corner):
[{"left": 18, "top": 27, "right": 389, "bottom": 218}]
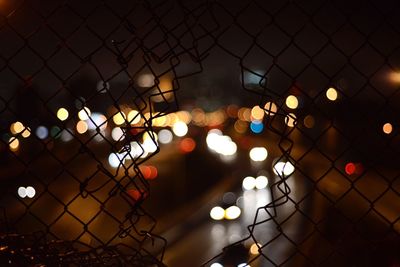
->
[
  {"left": 176, "top": 111, "right": 192, "bottom": 124},
  {"left": 143, "top": 131, "right": 158, "bottom": 142},
  {"left": 10, "top": 121, "right": 24, "bottom": 134},
  {"left": 113, "top": 111, "right": 126, "bottom": 125},
  {"left": 21, "top": 127, "right": 31, "bottom": 138},
  {"left": 127, "top": 110, "right": 141, "bottom": 125},
  {"left": 389, "top": 72, "right": 400, "bottom": 83},
  {"left": 264, "top": 102, "right": 277, "bottom": 116},
  {"left": 285, "top": 113, "right": 297, "bottom": 127},
  {"left": 250, "top": 243, "right": 262, "bottom": 255},
  {"left": 383, "top": 123, "right": 393, "bottom": 134},
  {"left": 78, "top": 107, "right": 91, "bottom": 120},
  {"left": 326, "top": 87, "right": 338, "bottom": 101},
  {"left": 285, "top": 95, "right": 298, "bottom": 109},
  {"left": 251, "top": 106, "right": 264, "bottom": 121},
  {"left": 76, "top": 120, "right": 88, "bottom": 134},
  {"left": 9, "top": 137, "right": 19, "bottom": 151},
  {"left": 234, "top": 120, "right": 247, "bottom": 134},
  {"left": 238, "top": 107, "right": 251, "bottom": 121},
  {"left": 57, "top": 107, "right": 69, "bottom": 121}
]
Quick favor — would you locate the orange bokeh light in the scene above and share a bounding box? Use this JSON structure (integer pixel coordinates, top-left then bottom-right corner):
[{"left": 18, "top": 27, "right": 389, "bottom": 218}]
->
[{"left": 179, "top": 137, "right": 196, "bottom": 153}]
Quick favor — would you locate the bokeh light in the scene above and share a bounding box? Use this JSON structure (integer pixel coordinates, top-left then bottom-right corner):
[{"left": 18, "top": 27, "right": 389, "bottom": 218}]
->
[
  {"left": 250, "top": 120, "right": 263, "bottom": 134},
  {"left": 264, "top": 101, "right": 277, "bottom": 116},
  {"left": 242, "top": 176, "right": 256, "bottom": 190},
  {"left": 57, "top": 107, "right": 69, "bottom": 121},
  {"left": 210, "top": 263, "right": 223, "bottom": 267},
  {"left": 249, "top": 147, "right": 268, "bottom": 162},
  {"left": 137, "top": 73, "right": 155, "bottom": 87},
  {"left": 87, "top": 112, "right": 108, "bottom": 130},
  {"left": 285, "top": 113, "right": 297, "bottom": 127},
  {"left": 273, "top": 161, "right": 295, "bottom": 176},
  {"left": 345, "top": 162, "right": 356, "bottom": 175},
  {"left": 25, "top": 186, "right": 36, "bottom": 198},
  {"left": 78, "top": 107, "right": 91, "bottom": 120},
  {"left": 10, "top": 121, "right": 24, "bottom": 134},
  {"left": 128, "top": 110, "right": 141, "bottom": 125},
  {"left": 21, "top": 127, "right": 31, "bottom": 138},
  {"left": 172, "top": 121, "right": 188, "bottom": 137},
  {"left": 113, "top": 111, "right": 126, "bottom": 125},
  {"left": 36, "top": 126, "right": 49, "bottom": 139},
  {"left": 76, "top": 121, "right": 88, "bottom": 134},
  {"left": 251, "top": 105, "right": 264, "bottom": 120},
  {"left": 326, "top": 87, "right": 338, "bottom": 101},
  {"left": 304, "top": 115, "right": 315, "bottom": 129},
  {"left": 250, "top": 243, "right": 261, "bottom": 255},
  {"left": 255, "top": 175, "right": 269, "bottom": 189},
  {"left": 210, "top": 206, "right": 225, "bottom": 220},
  {"left": 224, "top": 205, "right": 241, "bottom": 220},
  {"left": 158, "top": 129, "right": 173, "bottom": 144},
  {"left": 285, "top": 95, "right": 298, "bottom": 109},
  {"left": 383, "top": 122, "right": 393, "bottom": 134},
  {"left": 179, "top": 138, "right": 196, "bottom": 153},
  {"left": 17, "top": 187, "right": 26, "bottom": 198},
  {"left": 9, "top": 137, "right": 19, "bottom": 151},
  {"left": 111, "top": 127, "right": 125, "bottom": 141}
]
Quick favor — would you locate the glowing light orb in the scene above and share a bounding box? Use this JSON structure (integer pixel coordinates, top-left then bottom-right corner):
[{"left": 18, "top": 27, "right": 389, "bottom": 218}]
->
[
  {"left": 255, "top": 175, "right": 269, "bottom": 189},
  {"left": 224, "top": 205, "right": 241, "bottom": 220},
  {"left": 36, "top": 126, "right": 49, "bottom": 139},
  {"left": 383, "top": 123, "right": 393, "bottom": 134},
  {"left": 242, "top": 176, "right": 256, "bottom": 190},
  {"left": 127, "top": 110, "right": 141, "bottom": 125},
  {"left": 172, "top": 121, "right": 188, "bottom": 137},
  {"left": 17, "top": 187, "right": 27, "bottom": 198},
  {"left": 249, "top": 147, "right": 268, "bottom": 162},
  {"left": 250, "top": 120, "right": 264, "bottom": 134},
  {"left": 158, "top": 129, "right": 173, "bottom": 144},
  {"left": 286, "top": 95, "right": 298, "bottom": 109},
  {"left": 25, "top": 186, "right": 36, "bottom": 198},
  {"left": 57, "top": 108, "right": 69, "bottom": 121},
  {"left": 76, "top": 121, "right": 88, "bottom": 134},
  {"left": 326, "top": 87, "right": 338, "bottom": 101},
  {"left": 273, "top": 161, "right": 295, "bottom": 176},
  {"left": 113, "top": 111, "right": 126, "bottom": 126},
  {"left": 210, "top": 206, "right": 225, "bottom": 221},
  {"left": 264, "top": 101, "right": 277, "bottom": 116},
  {"left": 78, "top": 107, "right": 91, "bottom": 121}
]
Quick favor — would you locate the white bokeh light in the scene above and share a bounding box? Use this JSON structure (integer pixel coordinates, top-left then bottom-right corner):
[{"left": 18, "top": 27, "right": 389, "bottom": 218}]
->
[
  {"left": 17, "top": 187, "right": 26, "bottom": 198},
  {"left": 172, "top": 121, "right": 188, "bottom": 137},
  {"left": 210, "top": 206, "right": 225, "bottom": 220},
  {"left": 255, "top": 175, "right": 268, "bottom": 189},
  {"left": 273, "top": 161, "right": 295, "bottom": 176},
  {"left": 249, "top": 147, "right": 268, "bottom": 162},
  {"left": 242, "top": 176, "right": 256, "bottom": 190},
  {"left": 25, "top": 186, "right": 36, "bottom": 198},
  {"left": 158, "top": 129, "right": 173, "bottom": 144}
]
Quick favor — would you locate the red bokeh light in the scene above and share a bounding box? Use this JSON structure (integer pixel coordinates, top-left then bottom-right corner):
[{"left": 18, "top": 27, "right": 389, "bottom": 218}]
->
[
  {"left": 127, "top": 189, "right": 148, "bottom": 202},
  {"left": 345, "top": 162, "right": 356, "bottom": 175},
  {"left": 140, "top": 165, "right": 158, "bottom": 180},
  {"left": 179, "top": 137, "right": 196, "bottom": 153}
]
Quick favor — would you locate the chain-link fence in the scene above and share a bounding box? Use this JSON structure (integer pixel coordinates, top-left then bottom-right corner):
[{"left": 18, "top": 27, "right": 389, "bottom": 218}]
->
[{"left": 1, "top": 0, "right": 400, "bottom": 266}]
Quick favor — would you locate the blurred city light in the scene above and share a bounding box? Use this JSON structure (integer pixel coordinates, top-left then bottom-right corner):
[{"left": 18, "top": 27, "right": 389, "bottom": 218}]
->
[
  {"left": 111, "top": 127, "right": 124, "bottom": 141},
  {"left": 172, "top": 121, "right": 188, "bottom": 137},
  {"left": 9, "top": 137, "right": 19, "bottom": 151},
  {"left": 78, "top": 107, "right": 91, "bottom": 120},
  {"left": 137, "top": 73, "right": 155, "bottom": 87},
  {"left": 158, "top": 129, "right": 173, "bottom": 144},
  {"left": 250, "top": 243, "right": 261, "bottom": 255},
  {"left": 383, "top": 122, "right": 393, "bottom": 134},
  {"left": 345, "top": 162, "right": 356, "bottom": 175},
  {"left": 285, "top": 95, "right": 298, "bottom": 109},
  {"left": 255, "top": 175, "right": 268, "bottom": 189},
  {"left": 87, "top": 112, "right": 108, "bottom": 130},
  {"left": 56, "top": 107, "right": 69, "bottom": 121},
  {"left": 113, "top": 111, "right": 126, "bottom": 126},
  {"left": 242, "top": 176, "right": 256, "bottom": 190},
  {"left": 60, "top": 129, "right": 74, "bottom": 142},
  {"left": 10, "top": 121, "right": 24, "bottom": 134},
  {"left": 17, "top": 187, "right": 27, "bottom": 198},
  {"left": 304, "top": 115, "right": 315, "bottom": 129},
  {"left": 273, "top": 161, "right": 295, "bottom": 176},
  {"left": 179, "top": 138, "right": 196, "bottom": 153},
  {"left": 225, "top": 205, "right": 241, "bottom": 220},
  {"left": 210, "top": 263, "right": 223, "bottom": 267},
  {"left": 326, "top": 87, "right": 338, "bottom": 101},
  {"left": 96, "top": 80, "right": 110, "bottom": 93},
  {"left": 389, "top": 71, "right": 400, "bottom": 84},
  {"left": 25, "top": 186, "right": 36, "bottom": 198},
  {"left": 127, "top": 110, "right": 141, "bottom": 125},
  {"left": 21, "top": 127, "right": 31, "bottom": 138},
  {"left": 249, "top": 147, "right": 268, "bottom": 162},
  {"left": 250, "top": 120, "right": 263, "bottom": 134},
  {"left": 234, "top": 120, "right": 248, "bottom": 134},
  {"left": 210, "top": 206, "right": 225, "bottom": 220},
  {"left": 108, "top": 153, "right": 124, "bottom": 168},
  {"left": 238, "top": 263, "right": 250, "bottom": 267},
  {"left": 76, "top": 121, "right": 88, "bottom": 134},
  {"left": 264, "top": 101, "right": 277, "bottom": 116},
  {"left": 251, "top": 105, "right": 264, "bottom": 121},
  {"left": 36, "top": 126, "right": 49, "bottom": 139},
  {"left": 285, "top": 113, "right": 297, "bottom": 127}
]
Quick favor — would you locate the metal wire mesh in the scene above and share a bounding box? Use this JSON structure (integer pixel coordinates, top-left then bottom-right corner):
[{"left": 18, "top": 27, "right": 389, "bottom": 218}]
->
[{"left": 1, "top": 0, "right": 400, "bottom": 266}]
